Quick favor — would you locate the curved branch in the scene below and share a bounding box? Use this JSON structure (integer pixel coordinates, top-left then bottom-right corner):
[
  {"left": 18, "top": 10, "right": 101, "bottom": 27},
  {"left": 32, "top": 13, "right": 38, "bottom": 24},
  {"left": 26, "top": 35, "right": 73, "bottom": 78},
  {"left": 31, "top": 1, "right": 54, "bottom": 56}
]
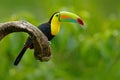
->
[{"left": 0, "top": 21, "right": 51, "bottom": 61}]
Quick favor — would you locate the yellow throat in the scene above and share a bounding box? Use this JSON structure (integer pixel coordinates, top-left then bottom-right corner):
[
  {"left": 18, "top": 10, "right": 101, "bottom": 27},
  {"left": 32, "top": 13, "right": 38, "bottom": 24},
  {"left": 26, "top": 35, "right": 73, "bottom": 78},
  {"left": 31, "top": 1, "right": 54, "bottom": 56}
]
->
[{"left": 51, "top": 14, "right": 60, "bottom": 35}]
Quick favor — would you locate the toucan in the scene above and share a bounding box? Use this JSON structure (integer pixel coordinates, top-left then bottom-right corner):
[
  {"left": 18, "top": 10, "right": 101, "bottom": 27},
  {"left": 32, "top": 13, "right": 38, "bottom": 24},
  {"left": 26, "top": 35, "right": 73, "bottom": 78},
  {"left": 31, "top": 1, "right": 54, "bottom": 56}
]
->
[{"left": 14, "top": 11, "right": 85, "bottom": 65}]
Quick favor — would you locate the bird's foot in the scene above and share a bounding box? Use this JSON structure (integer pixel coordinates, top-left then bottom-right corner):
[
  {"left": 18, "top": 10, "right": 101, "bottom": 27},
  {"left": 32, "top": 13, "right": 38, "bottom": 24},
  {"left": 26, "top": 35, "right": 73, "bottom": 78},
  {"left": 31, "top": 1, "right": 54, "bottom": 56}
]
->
[{"left": 48, "top": 41, "right": 51, "bottom": 44}]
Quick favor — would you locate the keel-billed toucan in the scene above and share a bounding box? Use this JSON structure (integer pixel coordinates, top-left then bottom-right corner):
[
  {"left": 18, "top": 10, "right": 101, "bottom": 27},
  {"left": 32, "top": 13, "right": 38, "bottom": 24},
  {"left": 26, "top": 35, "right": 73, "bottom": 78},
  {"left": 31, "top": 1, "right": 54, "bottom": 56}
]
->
[{"left": 14, "top": 11, "right": 85, "bottom": 65}]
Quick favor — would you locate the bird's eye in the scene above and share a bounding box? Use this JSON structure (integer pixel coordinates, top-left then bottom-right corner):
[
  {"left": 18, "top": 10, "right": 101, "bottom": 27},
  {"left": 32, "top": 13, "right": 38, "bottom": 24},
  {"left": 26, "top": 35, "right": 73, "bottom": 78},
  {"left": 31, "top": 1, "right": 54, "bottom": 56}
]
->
[{"left": 56, "top": 14, "right": 59, "bottom": 17}]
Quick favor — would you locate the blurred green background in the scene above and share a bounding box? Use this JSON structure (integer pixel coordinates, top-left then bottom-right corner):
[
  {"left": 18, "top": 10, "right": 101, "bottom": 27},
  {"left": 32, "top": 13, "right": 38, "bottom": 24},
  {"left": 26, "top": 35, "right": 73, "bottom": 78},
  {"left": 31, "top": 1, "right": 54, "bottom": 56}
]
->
[{"left": 0, "top": 0, "right": 120, "bottom": 80}]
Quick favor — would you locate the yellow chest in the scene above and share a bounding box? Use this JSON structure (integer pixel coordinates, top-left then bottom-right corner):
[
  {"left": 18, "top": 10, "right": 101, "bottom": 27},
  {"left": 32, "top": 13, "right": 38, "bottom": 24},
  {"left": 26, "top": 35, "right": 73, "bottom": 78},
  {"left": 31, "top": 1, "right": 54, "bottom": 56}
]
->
[{"left": 51, "top": 17, "right": 60, "bottom": 35}]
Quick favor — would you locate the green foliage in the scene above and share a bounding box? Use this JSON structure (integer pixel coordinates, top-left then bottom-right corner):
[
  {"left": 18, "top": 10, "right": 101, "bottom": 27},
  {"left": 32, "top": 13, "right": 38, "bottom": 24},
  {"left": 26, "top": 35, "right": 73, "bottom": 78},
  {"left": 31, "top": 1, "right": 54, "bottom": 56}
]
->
[{"left": 0, "top": 0, "right": 120, "bottom": 80}]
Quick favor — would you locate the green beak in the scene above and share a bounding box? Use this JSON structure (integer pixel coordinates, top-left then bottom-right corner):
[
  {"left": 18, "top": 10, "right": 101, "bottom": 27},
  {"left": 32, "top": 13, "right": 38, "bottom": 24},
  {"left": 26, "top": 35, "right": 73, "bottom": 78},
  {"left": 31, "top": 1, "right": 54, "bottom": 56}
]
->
[{"left": 59, "top": 11, "right": 84, "bottom": 27}]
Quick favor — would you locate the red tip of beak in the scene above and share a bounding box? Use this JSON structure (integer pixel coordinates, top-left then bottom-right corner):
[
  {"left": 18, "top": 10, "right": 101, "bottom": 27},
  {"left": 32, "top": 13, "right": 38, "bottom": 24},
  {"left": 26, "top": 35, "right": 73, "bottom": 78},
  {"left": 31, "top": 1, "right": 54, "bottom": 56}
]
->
[{"left": 77, "top": 18, "right": 84, "bottom": 26}]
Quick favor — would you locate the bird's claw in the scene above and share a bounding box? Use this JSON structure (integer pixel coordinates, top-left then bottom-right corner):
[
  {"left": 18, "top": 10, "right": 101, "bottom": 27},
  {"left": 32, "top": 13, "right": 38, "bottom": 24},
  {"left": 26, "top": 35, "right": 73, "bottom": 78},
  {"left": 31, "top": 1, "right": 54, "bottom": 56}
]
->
[{"left": 48, "top": 41, "right": 51, "bottom": 44}]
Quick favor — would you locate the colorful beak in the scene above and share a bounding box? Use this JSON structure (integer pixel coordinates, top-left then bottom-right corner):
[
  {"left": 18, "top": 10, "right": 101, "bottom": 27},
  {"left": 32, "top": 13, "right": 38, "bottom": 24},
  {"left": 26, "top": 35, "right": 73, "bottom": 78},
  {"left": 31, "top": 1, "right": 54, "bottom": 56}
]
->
[{"left": 59, "top": 11, "right": 85, "bottom": 27}]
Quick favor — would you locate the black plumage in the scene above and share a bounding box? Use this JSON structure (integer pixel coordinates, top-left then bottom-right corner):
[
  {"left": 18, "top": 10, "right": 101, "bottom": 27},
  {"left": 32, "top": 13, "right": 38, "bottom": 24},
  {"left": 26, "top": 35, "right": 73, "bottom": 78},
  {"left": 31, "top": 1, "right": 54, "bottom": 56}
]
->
[
  {"left": 14, "top": 12, "right": 58, "bottom": 65},
  {"left": 13, "top": 11, "right": 85, "bottom": 66}
]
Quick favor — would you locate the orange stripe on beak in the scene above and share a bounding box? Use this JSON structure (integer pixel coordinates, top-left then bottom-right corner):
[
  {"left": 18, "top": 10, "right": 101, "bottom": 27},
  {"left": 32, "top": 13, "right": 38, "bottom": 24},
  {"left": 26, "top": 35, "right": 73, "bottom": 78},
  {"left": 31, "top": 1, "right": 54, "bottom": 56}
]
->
[{"left": 61, "top": 15, "right": 69, "bottom": 18}]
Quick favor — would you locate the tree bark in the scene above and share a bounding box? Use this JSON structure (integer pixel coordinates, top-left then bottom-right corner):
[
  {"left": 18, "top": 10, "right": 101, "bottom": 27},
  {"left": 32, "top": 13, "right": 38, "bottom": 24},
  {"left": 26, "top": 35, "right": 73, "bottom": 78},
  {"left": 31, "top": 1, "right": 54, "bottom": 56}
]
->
[{"left": 0, "top": 21, "right": 51, "bottom": 61}]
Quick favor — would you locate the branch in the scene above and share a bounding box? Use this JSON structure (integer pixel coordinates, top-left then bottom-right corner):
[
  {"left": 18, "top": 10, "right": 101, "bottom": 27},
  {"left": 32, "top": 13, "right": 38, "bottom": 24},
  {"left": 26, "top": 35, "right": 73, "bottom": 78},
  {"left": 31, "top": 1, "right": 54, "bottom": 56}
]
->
[{"left": 0, "top": 21, "right": 51, "bottom": 61}]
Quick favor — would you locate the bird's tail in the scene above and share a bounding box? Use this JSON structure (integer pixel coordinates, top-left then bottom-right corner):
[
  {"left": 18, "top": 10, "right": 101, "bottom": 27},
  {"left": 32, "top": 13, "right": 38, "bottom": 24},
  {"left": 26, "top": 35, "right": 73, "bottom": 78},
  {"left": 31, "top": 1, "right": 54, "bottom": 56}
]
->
[{"left": 14, "top": 46, "right": 28, "bottom": 66}]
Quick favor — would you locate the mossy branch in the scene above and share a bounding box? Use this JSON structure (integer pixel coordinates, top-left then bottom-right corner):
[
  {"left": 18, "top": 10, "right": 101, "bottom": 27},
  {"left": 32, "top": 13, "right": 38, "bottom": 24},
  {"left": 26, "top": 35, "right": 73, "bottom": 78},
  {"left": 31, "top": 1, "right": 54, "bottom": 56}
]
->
[{"left": 0, "top": 21, "right": 51, "bottom": 61}]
